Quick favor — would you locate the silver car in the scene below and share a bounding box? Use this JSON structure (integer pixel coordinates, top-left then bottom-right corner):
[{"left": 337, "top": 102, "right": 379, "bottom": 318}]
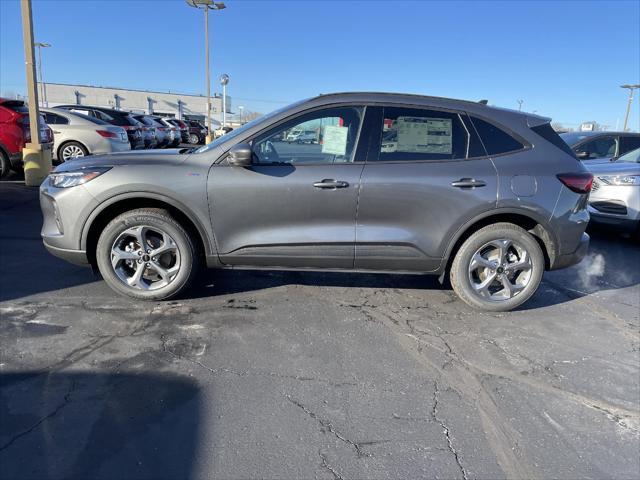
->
[
  {"left": 587, "top": 147, "right": 640, "bottom": 233},
  {"left": 39, "top": 92, "right": 591, "bottom": 311},
  {"left": 41, "top": 108, "right": 130, "bottom": 162}
]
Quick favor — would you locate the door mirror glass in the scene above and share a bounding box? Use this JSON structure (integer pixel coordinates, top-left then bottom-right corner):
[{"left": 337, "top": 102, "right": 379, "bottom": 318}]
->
[{"left": 228, "top": 142, "right": 253, "bottom": 166}]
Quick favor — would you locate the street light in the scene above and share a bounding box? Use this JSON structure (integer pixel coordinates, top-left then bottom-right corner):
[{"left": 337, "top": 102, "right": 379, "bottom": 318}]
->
[
  {"left": 238, "top": 105, "right": 244, "bottom": 124},
  {"left": 219, "top": 73, "right": 229, "bottom": 128},
  {"left": 621, "top": 84, "right": 640, "bottom": 132},
  {"left": 517, "top": 99, "right": 523, "bottom": 111},
  {"left": 185, "top": 0, "right": 226, "bottom": 144},
  {"left": 20, "top": 0, "right": 52, "bottom": 186},
  {"left": 34, "top": 42, "right": 51, "bottom": 107}
]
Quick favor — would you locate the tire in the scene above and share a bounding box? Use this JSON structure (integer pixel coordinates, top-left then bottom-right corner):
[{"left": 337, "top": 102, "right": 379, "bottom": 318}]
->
[
  {"left": 188, "top": 133, "right": 199, "bottom": 144},
  {"left": 0, "top": 150, "right": 10, "bottom": 179},
  {"left": 59, "top": 141, "right": 88, "bottom": 162},
  {"left": 450, "top": 222, "right": 544, "bottom": 312},
  {"left": 96, "top": 208, "right": 199, "bottom": 301}
]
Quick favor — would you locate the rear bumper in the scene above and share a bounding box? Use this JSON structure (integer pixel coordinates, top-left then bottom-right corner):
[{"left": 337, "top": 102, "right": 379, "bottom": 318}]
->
[{"left": 550, "top": 232, "right": 590, "bottom": 270}]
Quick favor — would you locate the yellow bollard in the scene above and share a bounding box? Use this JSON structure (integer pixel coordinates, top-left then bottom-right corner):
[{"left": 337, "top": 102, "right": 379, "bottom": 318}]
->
[
  {"left": 205, "top": 134, "right": 215, "bottom": 145},
  {"left": 23, "top": 143, "right": 52, "bottom": 186}
]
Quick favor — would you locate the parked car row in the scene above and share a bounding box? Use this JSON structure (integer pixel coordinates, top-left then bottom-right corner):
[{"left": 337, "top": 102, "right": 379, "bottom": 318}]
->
[{"left": 0, "top": 98, "right": 212, "bottom": 176}]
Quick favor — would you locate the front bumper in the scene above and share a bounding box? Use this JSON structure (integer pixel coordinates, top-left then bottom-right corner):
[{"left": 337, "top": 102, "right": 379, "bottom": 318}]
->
[
  {"left": 550, "top": 232, "right": 590, "bottom": 270},
  {"left": 43, "top": 242, "right": 89, "bottom": 265},
  {"left": 40, "top": 178, "right": 99, "bottom": 264}
]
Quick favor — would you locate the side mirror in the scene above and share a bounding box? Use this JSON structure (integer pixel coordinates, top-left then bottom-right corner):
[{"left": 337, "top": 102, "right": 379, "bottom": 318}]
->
[
  {"left": 575, "top": 151, "right": 590, "bottom": 160},
  {"left": 228, "top": 142, "right": 252, "bottom": 167}
]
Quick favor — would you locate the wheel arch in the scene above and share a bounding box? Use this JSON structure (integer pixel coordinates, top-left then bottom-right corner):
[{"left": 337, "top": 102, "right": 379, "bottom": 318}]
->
[
  {"left": 441, "top": 209, "right": 558, "bottom": 277},
  {"left": 82, "top": 193, "right": 213, "bottom": 268}
]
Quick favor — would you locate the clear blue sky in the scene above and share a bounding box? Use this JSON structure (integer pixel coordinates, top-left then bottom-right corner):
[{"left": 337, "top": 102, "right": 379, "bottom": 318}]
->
[{"left": 1, "top": 0, "right": 639, "bottom": 130}]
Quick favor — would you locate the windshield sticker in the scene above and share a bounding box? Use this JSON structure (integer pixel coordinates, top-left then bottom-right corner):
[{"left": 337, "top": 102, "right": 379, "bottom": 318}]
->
[
  {"left": 396, "top": 116, "right": 452, "bottom": 154},
  {"left": 321, "top": 125, "right": 348, "bottom": 156}
]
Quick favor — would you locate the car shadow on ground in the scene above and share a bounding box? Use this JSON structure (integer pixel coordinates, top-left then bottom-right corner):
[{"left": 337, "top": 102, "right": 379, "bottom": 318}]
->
[{"left": 0, "top": 372, "right": 201, "bottom": 480}]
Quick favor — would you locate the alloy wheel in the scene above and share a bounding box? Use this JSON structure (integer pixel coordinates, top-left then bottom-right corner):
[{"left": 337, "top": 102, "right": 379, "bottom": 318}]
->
[
  {"left": 468, "top": 238, "right": 533, "bottom": 301},
  {"left": 110, "top": 225, "right": 181, "bottom": 291},
  {"left": 61, "top": 145, "right": 85, "bottom": 161}
]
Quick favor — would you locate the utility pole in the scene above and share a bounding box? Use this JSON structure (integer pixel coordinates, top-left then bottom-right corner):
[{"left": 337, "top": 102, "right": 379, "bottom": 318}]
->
[
  {"left": 185, "top": 0, "right": 226, "bottom": 144},
  {"left": 621, "top": 84, "right": 640, "bottom": 132},
  {"left": 517, "top": 99, "right": 523, "bottom": 111},
  {"left": 20, "top": 0, "right": 52, "bottom": 186}
]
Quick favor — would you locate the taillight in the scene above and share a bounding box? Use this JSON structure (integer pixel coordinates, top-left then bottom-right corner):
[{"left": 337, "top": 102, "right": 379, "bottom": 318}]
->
[
  {"left": 123, "top": 125, "right": 137, "bottom": 131},
  {"left": 557, "top": 173, "right": 593, "bottom": 194},
  {"left": 96, "top": 130, "right": 118, "bottom": 138}
]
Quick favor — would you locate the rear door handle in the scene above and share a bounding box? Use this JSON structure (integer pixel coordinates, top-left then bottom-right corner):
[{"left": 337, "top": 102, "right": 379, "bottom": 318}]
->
[
  {"left": 451, "top": 178, "right": 487, "bottom": 189},
  {"left": 313, "top": 179, "right": 349, "bottom": 189}
]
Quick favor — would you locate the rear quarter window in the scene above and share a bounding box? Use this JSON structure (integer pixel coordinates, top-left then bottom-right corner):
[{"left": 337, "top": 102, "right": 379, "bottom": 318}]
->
[
  {"left": 531, "top": 123, "right": 576, "bottom": 158},
  {"left": 469, "top": 116, "right": 525, "bottom": 155}
]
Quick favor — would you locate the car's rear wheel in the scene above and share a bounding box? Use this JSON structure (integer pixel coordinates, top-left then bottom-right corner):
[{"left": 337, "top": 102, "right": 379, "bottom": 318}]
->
[
  {"left": 450, "top": 223, "right": 544, "bottom": 311},
  {"left": 59, "top": 141, "right": 88, "bottom": 162},
  {"left": 188, "top": 133, "right": 199, "bottom": 144},
  {"left": 0, "top": 150, "right": 10, "bottom": 179},
  {"left": 96, "top": 208, "right": 199, "bottom": 301}
]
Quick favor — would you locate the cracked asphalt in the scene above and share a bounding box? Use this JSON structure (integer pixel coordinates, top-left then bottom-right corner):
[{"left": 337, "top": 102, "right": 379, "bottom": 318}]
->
[{"left": 1, "top": 181, "right": 639, "bottom": 480}]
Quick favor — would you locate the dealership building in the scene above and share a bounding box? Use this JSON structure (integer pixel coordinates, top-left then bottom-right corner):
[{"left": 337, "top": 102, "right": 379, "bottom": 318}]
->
[{"left": 38, "top": 82, "right": 229, "bottom": 125}]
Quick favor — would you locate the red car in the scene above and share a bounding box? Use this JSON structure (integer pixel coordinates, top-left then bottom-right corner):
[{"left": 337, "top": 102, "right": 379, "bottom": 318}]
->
[{"left": 0, "top": 98, "right": 54, "bottom": 178}]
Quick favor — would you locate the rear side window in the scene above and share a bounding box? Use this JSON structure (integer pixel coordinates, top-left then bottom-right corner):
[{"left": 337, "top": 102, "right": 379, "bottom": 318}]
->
[
  {"left": 620, "top": 136, "right": 640, "bottom": 155},
  {"left": 469, "top": 116, "right": 525, "bottom": 155},
  {"left": 531, "top": 123, "right": 576, "bottom": 158},
  {"left": 43, "top": 112, "right": 69, "bottom": 125},
  {"left": 376, "top": 107, "right": 470, "bottom": 161}
]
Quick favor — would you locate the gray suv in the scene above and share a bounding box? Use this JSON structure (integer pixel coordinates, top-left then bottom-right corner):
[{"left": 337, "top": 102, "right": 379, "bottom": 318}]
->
[{"left": 40, "top": 93, "right": 592, "bottom": 311}]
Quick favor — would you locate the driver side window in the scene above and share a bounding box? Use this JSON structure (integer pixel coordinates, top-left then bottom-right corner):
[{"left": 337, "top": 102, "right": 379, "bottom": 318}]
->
[{"left": 252, "top": 106, "right": 363, "bottom": 165}]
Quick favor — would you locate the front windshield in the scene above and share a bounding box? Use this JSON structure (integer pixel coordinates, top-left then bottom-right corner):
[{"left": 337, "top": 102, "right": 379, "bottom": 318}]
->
[
  {"left": 617, "top": 147, "right": 640, "bottom": 163},
  {"left": 195, "top": 100, "right": 306, "bottom": 154}
]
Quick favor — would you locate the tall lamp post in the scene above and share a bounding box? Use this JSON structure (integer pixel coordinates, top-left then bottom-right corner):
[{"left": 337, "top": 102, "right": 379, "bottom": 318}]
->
[
  {"left": 621, "top": 84, "right": 640, "bottom": 132},
  {"left": 186, "top": 0, "right": 226, "bottom": 144},
  {"left": 517, "top": 99, "right": 523, "bottom": 111},
  {"left": 238, "top": 105, "right": 244, "bottom": 125},
  {"left": 20, "top": 0, "right": 52, "bottom": 186},
  {"left": 220, "top": 73, "right": 229, "bottom": 128},
  {"left": 34, "top": 42, "right": 51, "bottom": 107}
]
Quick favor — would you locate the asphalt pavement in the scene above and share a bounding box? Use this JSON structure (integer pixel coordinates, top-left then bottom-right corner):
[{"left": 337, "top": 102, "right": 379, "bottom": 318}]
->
[{"left": 0, "top": 179, "right": 639, "bottom": 480}]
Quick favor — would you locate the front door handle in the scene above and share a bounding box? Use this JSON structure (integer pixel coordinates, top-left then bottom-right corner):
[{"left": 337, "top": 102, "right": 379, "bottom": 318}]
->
[
  {"left": 451, "top": 178, "right": 487, "bottom": 189},
  {"left": 313, "top": 179, "right": 349, "bottom": 189}
]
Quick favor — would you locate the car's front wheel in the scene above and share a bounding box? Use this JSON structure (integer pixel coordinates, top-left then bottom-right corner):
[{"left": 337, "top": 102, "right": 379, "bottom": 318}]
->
[
  {"left": 450, "top": 223, "right": 544, "bottom": 312},
  {"left": 96, "top": 208, "right": 199, "bottom": 300}
]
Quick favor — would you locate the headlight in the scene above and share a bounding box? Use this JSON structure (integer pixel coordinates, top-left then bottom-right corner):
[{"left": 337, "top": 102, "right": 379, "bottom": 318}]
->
[
  {"left": 597, "top": 175, "right": 640, "bottom": 186},
  {"left": 49, "top": 168, "right": 111, "bottom": 188}
]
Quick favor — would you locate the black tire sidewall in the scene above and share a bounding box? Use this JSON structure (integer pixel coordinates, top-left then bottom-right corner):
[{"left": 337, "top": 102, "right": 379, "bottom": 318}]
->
[
  {"left": 0, "top": 151, "right": 9, "bottom": 178},
  {"left": 96, "top": 210, "right": 195, "bottom": 301},
  {"left": 451, "top": 224, "right": 544, "bottom": 311}
]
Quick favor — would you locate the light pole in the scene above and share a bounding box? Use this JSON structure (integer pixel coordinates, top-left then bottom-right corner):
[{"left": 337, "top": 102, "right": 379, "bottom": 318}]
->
[
  {"left": 34, "top": 42, "right": 51, "bottom": 107},
  {"left": 238, "top": 105, "right": 244, "bottom": 125},
  {"left": 220, "top": 73, "right": 229, "bottom": 128},
  {"left": 20, "top": 0, "right": 51, "bottom": 186},
  {"left": 517, "top": 99, "right": 523, "bottom": 111},
  {"left": 621, "top": 84, "right": 640, "bottom": 132},
  {"left": 185, "top": 0, "right": 226, "bottom": 144}
]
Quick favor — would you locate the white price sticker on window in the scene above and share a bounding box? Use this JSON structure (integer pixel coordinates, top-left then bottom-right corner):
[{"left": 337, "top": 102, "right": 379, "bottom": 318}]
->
[
  {"left": 396, "top": 117, "right": 452, "bottom": 154},
  {"left": 321, "top": 125, "right": 348, "bottom": 156}
]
